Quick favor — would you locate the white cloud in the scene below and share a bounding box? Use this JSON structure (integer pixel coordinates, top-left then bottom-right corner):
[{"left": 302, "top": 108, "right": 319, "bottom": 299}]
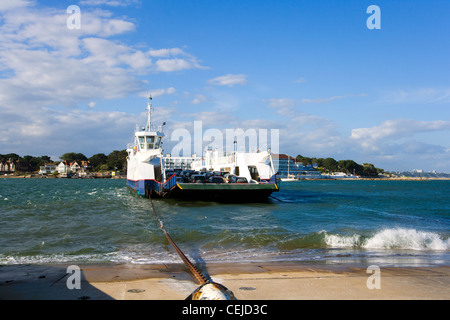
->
[
  {"left": 350, "top": 119, "right": 450, "bottom": 154},
  {"left": 155, "top": 59, "right": 195, "bottom": 72},
  {"left": 145, "top": 87, "right": 176, "bottom": 98},
  {"left": 383, "top": 87, "right": 450, "bottom": 104},
  {"left": 0, "top": 2, "right": 206, "bottom": 158},
  {"left": 293, "top": 77, "right": 306, "bottom": 84},
  {"left": 0, "top": 0, "right": 33, "bottom": 11},
  {"left": 79, "top": 0, "right": 140, "bottom": 7},
  {"left": 81, "top": 37, "right": 153, "bottom": 72},
  {"left": 191, "top": 94, "right": 208, "bottom": 105},
  {"left": 265, "top": 94, "right": 366, "bottom": 115},
  {"left": 300, "top": 95, "right": 347, "bottom": 104},
  {"left": 350, "top": 119, "right": 450, "bottom": 142},
  {"left": 0, "top": 106, "right": 142, "bottom": 157},
  {"left": 262, "top": 94, "right": 450, "bottom": 171},
  {"left": 208, "top": 74, "right": 248, "bottom": 87},
  {"left": 266, "top": 98, "right": 296, "bottom": 109},
  {"left": 145, "top": 48, "right": 207, "bottom": 72},
  {"left": 0, "top": 4, "right": 204, "bottom": 107},
  {"left": 148, "top": 48, "right": 186, "bottom": 57}
]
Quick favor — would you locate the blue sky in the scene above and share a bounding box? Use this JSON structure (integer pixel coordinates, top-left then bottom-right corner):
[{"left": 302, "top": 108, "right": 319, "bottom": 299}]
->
[{"left": 0, "top": 0, "right": 449, "bottom": 172}]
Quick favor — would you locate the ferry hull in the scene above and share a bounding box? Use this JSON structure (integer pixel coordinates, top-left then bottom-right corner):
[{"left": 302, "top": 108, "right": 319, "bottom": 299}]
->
[
  {"left": 155, "top": 183, "right": 278, "bottom": 202},
  {"left": 126, "top": 179, "right": 166, "bottom": 197}
]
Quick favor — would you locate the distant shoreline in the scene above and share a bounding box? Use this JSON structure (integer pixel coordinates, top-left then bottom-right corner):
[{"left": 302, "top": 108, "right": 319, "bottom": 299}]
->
[
  {"left": 0, "top": 173, "right": 125, "bottom": 180},
  {"left": 297, "top": 177, "right": 450, "bottom": 181},
  {"left": 1, "top": 174, "right": 449, "bottom": 181}
]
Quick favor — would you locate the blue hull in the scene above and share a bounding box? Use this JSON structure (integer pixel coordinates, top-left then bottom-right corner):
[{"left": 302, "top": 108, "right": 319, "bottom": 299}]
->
[
  {"left": 127, "top": 179, "right": 147, "bottom": 196},
  {"left": 127, "top": 175, "right": 178, "bottom": 197}
]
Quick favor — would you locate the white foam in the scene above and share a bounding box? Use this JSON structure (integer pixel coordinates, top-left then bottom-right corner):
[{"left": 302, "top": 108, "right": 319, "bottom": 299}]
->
[
  {"left": 324, "top": 233, "right": 361, "bottom": 248},
  {"left": 363, "top": 228, "right": 450, "bottom": 251},
  {"left": 324, "top": 228, "right": 449, "bottom": 251}
]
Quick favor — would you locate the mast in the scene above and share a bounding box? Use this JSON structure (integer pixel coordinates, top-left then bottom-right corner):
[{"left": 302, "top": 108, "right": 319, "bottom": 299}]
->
[
  {"left": 146, "top": 94, "right": 152, "bottom": 131},
  {"left": 288, "top": 155, "right": 290, "bottom": 177}
]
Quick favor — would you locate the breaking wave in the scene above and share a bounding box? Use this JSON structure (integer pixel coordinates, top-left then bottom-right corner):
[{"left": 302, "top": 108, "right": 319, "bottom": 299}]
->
[{"left": 324, "top": 228, "right": 450, "bottom": 251}]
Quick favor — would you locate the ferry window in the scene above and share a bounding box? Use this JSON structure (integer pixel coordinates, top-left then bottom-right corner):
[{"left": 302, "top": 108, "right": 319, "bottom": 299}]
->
[
  {"left": 248, "top": 165, "right": 260, "bottom": 182},
  {"left": 155, "top": 137, "right": 161, "bottom": 149},
  {"left": 138, "top": 137, "right": 145, "bottom": 149},
  {"left": 146, "top": 136, "right": 155, "bottom": 149}
]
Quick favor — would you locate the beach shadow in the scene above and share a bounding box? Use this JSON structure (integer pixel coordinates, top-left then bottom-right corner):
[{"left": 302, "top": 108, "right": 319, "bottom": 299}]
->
[
  {"left": 0, "top": 264, "right": 114, "bottom": 300},
  {"left": 189, "top": 247, "right": 212, "bottom": 282}
]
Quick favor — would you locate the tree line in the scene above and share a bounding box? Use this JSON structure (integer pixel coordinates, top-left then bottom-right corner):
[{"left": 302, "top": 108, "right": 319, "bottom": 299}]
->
[
  {"left": 60, "top": 150, "right": 127, "bottom": 172},
  {"left": 296, "top": 154, "right": 383, "bottom": 177},
  {"left": 1, "top": 154, "right": 52, "bottom": 172},
  {"left": 0, "top": 150, "right": 127, "bottom": 172},
  {"left": 2, "top": 150, "right": 382, "bottom": 176}
]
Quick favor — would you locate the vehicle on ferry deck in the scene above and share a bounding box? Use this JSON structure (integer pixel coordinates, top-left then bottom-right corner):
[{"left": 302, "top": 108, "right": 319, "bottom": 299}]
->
[
  {"left": 209, "top": 176, "right": 225, "bottom": 184},
  {"left": 191, "top": 174, "right": 207, "bottom": 183},
  {"left": 230, "top": 176, "right": 248, "bottom": 184}
]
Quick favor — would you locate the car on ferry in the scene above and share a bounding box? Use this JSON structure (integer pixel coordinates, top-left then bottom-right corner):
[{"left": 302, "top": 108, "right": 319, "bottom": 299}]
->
[
  {"left": 223, "top": 173, "right": 236, "bottom": 183},
  {"left": 230, "top": 176, "right": 248, "bottom": 184},
  {"left": 203, "top": 171, "right": 215, "bottom": 179},
  {"left": 209, "top": 176, "right": 225, "bottom": 184},
  {"left": 181, "top": 170, "right": 195, "bottom": 182},
  {"left": 190, "top": 174, "right": 207, "bottom": 183}
]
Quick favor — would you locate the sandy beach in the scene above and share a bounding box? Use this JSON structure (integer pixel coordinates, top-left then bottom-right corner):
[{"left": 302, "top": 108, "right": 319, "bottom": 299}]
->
[{"left": 1, "top": 262, "right": 449, "bottom": 300}]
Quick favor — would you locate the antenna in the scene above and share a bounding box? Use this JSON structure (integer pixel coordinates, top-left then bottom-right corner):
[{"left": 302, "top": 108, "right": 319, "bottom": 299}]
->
[{"left": 146, "top": 94, "right": 152, "bottom": 130}]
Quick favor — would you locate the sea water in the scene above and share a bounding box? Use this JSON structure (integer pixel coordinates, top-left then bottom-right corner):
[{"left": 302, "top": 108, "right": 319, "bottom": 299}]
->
[{"left": 1, "top": 178, "right": 449, "bottom": 267}]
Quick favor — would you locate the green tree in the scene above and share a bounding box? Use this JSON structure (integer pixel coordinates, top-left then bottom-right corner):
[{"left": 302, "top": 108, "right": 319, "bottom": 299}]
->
[
  {"left": 338, "top": 160, "right": 363, "bottom": 175},
  {"left": 21, "top": 155, "right": 52, "bottom": 171},
  {"left": 99, "top": 164, "right": 109, "bottom": 172},
  {"left": 0, "top": 153, "right": 20, "bottom": 162},
  {"left": 106, "top": 150, "right": 127, "bottom": 171},
  {"left": 296, "top": 155, "right": 312, "bottom": 166},
  {"left": 89, "top": 153, "right": 108, "bottom": 171},
  {"left": 362, "top": 163, "right": 380, "bottom": 177},
  {"left": 60, "top": 152, "right": 88, "bottom": 163},
  {"left": 322, "top": 157, "right": 338, "bottom": 172}
]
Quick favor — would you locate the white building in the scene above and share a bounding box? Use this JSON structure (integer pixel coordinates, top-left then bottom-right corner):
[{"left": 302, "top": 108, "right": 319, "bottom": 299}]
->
[
  {"left": 39, "top": 164, "right": 57, "bottom": 175},
  {"left": 0, "top": 160, "right": 15, "bottom": 172},
  {"left": 58, "top": 161, "right": 70, "bottom": 174},
  {"left": 70, "top": 161, "right": 81, "bottom": 173}
]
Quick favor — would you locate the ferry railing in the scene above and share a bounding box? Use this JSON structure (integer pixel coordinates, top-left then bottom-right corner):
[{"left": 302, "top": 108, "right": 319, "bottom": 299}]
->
[
  {"left": 135, "top": 124, "right": 164, "bottom": 133},
  {"left": 162, "top": 173, "right": 177, "bottom": 191}
]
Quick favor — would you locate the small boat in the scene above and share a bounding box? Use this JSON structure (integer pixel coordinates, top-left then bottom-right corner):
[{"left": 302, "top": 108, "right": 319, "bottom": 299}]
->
[{"left": 126, "top": 97, "right": 279, "bottom": 201}]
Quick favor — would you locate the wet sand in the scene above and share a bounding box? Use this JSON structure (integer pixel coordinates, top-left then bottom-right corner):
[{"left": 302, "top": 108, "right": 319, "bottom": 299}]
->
[{"left": 1, "top": 262, "right": 449, "bottom": 300}]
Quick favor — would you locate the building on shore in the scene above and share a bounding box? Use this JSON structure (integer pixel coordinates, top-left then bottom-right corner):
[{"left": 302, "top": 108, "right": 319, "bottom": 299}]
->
[
  {"left": 56, "top": 160, "right": 92, "bottom": 175},
  {"left": 38, "top": 164, "right": 57, "bottom": 175},
  {"left": 57, "top": 161, "right": 70, "bottom": 174},
  {"left": 272, "top": 154, "right": 322, "bottom": 179},
  {"left": 0, "top": 160, "right": 15, "bottom": 172}
]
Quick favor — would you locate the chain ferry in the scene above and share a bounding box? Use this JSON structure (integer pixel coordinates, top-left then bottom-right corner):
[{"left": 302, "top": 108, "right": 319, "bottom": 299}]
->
[{"left": 126, "top": 97, "right": 279, "bottom": 201}]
